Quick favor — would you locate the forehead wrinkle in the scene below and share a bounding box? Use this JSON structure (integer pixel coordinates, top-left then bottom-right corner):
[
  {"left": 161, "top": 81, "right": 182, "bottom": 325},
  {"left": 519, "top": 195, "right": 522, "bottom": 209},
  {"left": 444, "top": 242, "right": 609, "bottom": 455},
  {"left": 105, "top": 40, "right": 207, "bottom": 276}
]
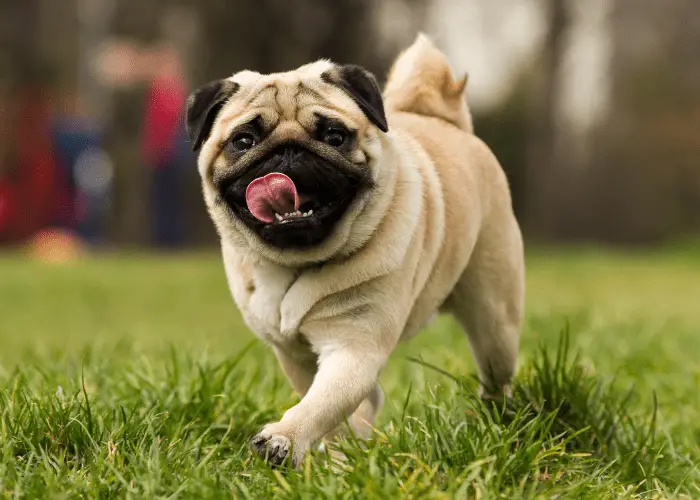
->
[
  {"left": 227, "top": 81, "right": 276, "bottom": 116},
  {"left": 302, "top": 82, "right": 367, "bottom": 126},
  {"left": 294, "top": 82, "right": 360, "bottom": 128},
  {"left": 274, "top": 81, "right": 298, "bottom": 121},
  {"left": 260, "top": 111, "right": 281, "bottom": 133},
  {"left": 247, "top": 84, "right": 277, "bottom": 108},
  {"left": 297, "top": 101, "right": 362, "bottom": 131},
  {"left": 297, "top": 82, "right": 330, "bottom": 105},
  {"left": 216, "top": 82, "right": 273, "bottom": 129}
]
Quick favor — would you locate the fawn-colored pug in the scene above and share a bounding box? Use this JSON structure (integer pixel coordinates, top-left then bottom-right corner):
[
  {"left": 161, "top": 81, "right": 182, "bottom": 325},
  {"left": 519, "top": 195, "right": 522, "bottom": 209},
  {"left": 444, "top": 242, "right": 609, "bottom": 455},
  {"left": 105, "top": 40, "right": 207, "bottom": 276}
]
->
[{"left": 186, "top": 34, "right": 524, "bottom": 467}]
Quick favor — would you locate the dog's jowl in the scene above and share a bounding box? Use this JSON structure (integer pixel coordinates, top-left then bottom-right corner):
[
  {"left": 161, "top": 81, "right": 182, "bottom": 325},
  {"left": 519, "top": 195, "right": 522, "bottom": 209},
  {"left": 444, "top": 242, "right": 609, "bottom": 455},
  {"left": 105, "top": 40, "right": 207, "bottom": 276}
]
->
[{"left": 186, "top": 34, "right": 524, "bottom": 467}]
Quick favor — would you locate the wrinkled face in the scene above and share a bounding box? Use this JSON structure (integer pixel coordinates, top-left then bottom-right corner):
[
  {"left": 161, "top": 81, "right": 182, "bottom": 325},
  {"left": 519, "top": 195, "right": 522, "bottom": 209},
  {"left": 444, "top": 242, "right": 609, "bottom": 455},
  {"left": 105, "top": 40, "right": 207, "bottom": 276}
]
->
[{"left": 186, "top": 61, "right": 390, "bottom": 261}]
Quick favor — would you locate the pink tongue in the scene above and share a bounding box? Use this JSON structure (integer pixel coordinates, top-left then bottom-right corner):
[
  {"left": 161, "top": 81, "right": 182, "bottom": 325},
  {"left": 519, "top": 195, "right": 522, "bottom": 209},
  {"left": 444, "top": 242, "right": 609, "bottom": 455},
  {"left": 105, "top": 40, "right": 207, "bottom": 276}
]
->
[{"left": 245, "top": 173, "right": 299, "bottom": 223}]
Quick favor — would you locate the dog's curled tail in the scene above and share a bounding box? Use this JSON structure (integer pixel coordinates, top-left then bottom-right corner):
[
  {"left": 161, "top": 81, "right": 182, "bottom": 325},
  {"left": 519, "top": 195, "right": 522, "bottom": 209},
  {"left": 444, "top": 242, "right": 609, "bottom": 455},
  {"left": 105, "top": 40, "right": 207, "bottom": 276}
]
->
[{"left": 384, "top": 33, "right": 473, "bottom": 133}]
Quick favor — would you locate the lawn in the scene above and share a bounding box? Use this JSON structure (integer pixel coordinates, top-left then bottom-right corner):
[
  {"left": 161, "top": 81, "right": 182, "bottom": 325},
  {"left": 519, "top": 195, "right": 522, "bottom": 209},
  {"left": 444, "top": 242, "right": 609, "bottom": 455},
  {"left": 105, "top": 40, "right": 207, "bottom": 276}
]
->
[{"left": 0, "top": 247, "right": 698, "bottom": 498}]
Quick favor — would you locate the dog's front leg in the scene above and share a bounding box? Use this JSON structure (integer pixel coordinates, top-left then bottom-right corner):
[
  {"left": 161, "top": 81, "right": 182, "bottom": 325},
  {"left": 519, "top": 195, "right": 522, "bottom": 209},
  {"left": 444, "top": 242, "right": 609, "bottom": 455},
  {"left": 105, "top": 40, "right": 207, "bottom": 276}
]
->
[{"left": 251, "top": 340, "right": 386, "bottom": 467}]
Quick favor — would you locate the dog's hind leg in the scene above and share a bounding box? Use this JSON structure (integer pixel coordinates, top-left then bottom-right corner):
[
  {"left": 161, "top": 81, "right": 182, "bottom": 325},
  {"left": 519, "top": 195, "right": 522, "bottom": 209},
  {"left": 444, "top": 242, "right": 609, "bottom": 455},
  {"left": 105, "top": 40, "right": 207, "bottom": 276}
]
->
[
  {"left": 320, "top": 382, "right": 383, "bottom": 462},
  {"left": 348, "top": 383, "right": 384, "bottom": 438},
  {"left": 324, "top": 383, "right": 384, "bottom": 441},
  {"left": 444, "top": 214, "right": 524, "bottom": 399}
]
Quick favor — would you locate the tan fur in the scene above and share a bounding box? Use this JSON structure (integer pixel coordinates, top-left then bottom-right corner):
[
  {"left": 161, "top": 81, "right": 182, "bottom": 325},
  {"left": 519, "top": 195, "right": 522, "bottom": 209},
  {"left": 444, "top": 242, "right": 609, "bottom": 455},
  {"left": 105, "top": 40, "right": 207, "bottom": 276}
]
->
[
  {"left": 384, "top": 33, "right": 474, "bottom": 133},
  {"left": 196, "top": 34, "right": 524, "bottom": 467}
]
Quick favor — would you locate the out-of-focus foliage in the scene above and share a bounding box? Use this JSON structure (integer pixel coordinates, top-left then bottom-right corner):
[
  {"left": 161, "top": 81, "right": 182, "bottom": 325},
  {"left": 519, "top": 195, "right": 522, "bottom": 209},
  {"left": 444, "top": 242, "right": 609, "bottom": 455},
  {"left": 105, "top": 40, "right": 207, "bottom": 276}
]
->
[{"left": 1, "top": 0, "right": 698, "bottom": 246}]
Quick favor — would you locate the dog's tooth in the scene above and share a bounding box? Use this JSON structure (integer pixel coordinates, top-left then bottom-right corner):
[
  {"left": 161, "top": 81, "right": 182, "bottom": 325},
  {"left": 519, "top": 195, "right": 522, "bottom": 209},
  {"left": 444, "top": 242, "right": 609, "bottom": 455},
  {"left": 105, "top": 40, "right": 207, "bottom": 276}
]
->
[
  {"left": 308, "top": 209, "right": 313, "bottom": 215},
  {"left": 275, "top": 213, "right": 283, "bottom": 221}
]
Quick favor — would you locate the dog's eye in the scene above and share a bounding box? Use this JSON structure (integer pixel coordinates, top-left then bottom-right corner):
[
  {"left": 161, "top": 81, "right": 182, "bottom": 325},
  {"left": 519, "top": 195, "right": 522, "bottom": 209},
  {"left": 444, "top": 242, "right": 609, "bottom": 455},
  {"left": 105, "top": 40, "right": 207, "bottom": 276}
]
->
[
  {"left": 322, "top": 128, "right": 347, "bottom": 147},
  {"left": 231, "top": 133, "right": 256, "bottom": 151}
]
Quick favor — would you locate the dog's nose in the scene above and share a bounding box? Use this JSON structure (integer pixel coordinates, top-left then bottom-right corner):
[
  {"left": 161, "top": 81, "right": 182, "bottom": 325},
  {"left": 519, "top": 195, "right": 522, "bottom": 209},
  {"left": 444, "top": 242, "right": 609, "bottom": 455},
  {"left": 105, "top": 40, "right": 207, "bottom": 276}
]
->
[{"left": 281, "top": 145, "right": 304, "bottom": 162}]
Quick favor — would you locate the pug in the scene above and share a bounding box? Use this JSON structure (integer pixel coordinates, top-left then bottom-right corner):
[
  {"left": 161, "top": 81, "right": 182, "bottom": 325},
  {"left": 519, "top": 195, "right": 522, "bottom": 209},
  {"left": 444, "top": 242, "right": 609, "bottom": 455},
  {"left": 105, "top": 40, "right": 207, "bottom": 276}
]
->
[{"left": 185, "top": 34, "right": 524, "bottom": 467}]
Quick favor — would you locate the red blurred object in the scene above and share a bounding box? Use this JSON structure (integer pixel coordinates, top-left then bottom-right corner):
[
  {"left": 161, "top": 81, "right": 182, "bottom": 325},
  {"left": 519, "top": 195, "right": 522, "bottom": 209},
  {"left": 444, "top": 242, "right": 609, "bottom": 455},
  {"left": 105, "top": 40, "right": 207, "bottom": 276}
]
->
[
  {"left": 0, "top": 180, "right": 13, "bottom": 237},
  {"left": 5, "top": 88, "right": 68, "bottom": 241},
  {"left": 141, "top": 74, "right": 188, "bottom": 167},
  {"left": 15, "top": 89, "right": 61, "bottom": 236}
]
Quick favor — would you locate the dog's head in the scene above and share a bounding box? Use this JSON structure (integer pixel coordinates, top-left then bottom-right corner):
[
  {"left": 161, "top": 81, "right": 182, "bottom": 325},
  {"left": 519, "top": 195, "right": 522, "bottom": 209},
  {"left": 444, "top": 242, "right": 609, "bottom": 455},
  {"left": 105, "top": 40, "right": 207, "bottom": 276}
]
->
[{"left": 187, "top": 61, "right": 393, "bottom": 265}]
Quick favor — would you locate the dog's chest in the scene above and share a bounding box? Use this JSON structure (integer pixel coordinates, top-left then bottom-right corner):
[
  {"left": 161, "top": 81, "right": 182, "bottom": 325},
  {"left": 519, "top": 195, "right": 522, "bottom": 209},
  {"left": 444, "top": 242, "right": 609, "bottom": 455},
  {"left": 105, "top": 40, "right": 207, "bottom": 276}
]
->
[{"left": 225, "top": 258, "right": 299, "bottom": 343}]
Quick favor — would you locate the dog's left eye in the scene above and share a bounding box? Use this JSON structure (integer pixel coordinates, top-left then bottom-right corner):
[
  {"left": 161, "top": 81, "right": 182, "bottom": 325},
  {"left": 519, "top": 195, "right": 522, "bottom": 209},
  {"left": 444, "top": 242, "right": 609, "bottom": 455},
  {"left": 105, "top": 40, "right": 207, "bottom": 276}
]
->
[
  {"left": 231, "top": 133, "right": 256, "bottom": 151},
  {"left": 322, "top": 128, "right": 347, "bottom": 147}
]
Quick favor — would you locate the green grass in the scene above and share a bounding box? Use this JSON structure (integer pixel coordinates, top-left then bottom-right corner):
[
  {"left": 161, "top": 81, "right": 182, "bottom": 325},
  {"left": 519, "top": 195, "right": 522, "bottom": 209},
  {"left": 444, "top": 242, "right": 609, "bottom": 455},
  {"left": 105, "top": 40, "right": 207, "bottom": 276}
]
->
[{"left": 1, "top": 248, "right": 699, "bottom": 498}]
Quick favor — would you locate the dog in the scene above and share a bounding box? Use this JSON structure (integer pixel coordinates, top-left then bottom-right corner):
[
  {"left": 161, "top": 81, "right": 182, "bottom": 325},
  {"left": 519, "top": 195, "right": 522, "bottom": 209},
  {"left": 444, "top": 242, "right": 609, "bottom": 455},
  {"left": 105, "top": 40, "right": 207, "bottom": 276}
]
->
[{"left": 185, "top": 34, "right": 524, "bottom": 467}]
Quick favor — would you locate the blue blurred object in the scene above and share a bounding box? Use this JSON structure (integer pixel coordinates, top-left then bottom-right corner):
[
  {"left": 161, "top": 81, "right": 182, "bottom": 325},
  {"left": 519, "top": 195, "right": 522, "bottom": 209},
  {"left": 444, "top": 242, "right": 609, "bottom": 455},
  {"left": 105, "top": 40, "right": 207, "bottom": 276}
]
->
[{"left": 51, "top": 116, "right": 113, "bottom": 245}]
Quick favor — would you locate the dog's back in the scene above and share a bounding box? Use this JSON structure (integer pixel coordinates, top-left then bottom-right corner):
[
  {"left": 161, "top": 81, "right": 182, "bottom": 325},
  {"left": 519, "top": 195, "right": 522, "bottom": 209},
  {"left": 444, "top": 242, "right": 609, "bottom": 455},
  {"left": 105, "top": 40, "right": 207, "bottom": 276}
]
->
[
  {"left": 382, "top": 35, "right": 524, "bottom": 398},
  {"left": 381, "top": 34, "right": 502, "bottom": 222}
]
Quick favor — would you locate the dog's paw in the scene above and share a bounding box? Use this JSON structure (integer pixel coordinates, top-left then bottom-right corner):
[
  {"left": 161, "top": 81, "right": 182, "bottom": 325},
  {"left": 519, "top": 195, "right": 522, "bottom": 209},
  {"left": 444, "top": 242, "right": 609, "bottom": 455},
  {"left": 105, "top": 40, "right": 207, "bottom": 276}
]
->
[
  {"left": 251, "top": 432, "right": 298, "bottom": 467},
  {"left": 478, "top": 383, "right": 512, "bottom": 402}
]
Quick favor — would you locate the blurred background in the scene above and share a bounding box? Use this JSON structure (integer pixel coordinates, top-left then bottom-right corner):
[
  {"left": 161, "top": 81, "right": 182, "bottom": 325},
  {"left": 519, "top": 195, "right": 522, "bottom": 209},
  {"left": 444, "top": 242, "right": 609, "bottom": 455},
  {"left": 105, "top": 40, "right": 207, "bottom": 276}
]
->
[{"left": 1, "top": 0, "right": 698, "bottom": 258}]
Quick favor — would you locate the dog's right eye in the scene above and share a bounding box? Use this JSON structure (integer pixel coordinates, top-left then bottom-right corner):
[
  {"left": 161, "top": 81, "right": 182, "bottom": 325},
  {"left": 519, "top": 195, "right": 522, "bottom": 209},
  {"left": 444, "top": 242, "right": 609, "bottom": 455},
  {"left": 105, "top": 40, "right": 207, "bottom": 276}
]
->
[
  {"left": 231, "top": 133, "right": 256, "bottom": 151},
  {"left": 322, "top": 128, "right": 347, "bottom": 148}
]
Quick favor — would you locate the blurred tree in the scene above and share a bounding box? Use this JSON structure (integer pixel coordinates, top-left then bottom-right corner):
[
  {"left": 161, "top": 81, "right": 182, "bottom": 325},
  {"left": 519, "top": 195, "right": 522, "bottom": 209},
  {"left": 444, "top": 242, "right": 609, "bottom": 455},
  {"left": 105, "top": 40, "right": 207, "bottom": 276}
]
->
[
  {"left": 472, "top": 76, "right": 532, "bottom": 222},
  {"left": 196, "top": 0, "right": 393, "bottom": 82},
  {"left": 584, "top": 0, "right": 700, "bottom": 243},
  {"left": 523, "top": 0, "right": 570, "bottom": 238}
]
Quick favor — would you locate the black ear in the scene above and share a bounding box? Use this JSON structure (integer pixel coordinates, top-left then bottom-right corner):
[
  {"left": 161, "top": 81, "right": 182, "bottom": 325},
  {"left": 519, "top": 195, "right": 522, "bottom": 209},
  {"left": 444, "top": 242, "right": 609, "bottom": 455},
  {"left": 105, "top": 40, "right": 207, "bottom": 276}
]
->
[
  {"left": 185, "top": 79, "right": 240, "bottom": 151},
  {"left": 323, "top": 65, "right": 388, "bottom": 133}
]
